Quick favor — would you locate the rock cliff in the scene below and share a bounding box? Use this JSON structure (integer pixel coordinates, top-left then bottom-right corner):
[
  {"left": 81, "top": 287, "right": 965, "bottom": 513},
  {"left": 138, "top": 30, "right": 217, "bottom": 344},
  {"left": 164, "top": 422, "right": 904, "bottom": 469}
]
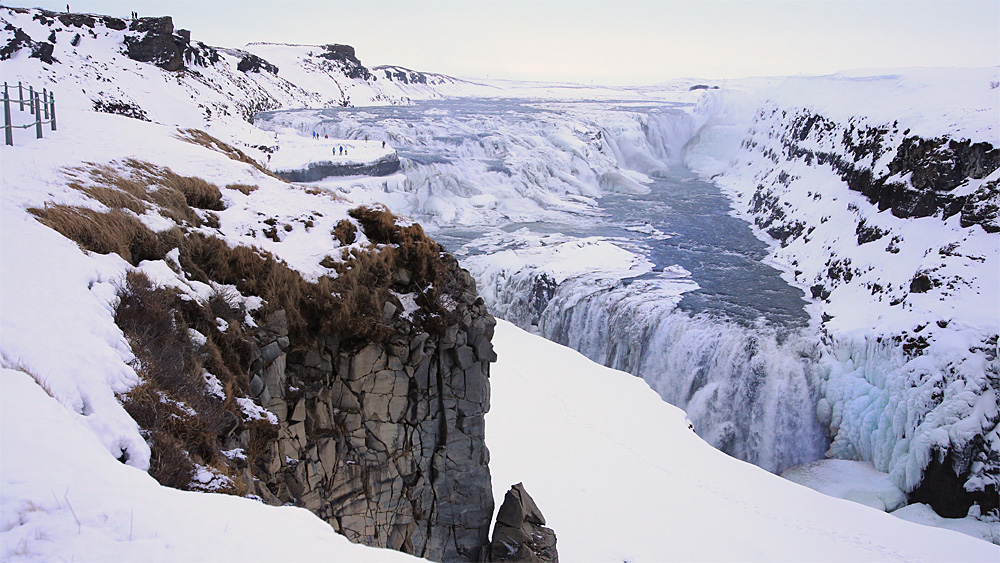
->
[
  {"left": 234, "top": 261, "right": 497, "bottom": 560},
  {"left": 32, "top": 155, "right": 501, "bottom": 561}
]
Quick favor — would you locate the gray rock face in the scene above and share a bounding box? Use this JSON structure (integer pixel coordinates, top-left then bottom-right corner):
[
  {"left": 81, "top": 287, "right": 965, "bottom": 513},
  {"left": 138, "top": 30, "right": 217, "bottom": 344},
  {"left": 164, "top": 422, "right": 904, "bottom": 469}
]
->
[
  {"left": 489, "top": 483, "right": 558, "bottom": 562},
  {"left": 225, "top": 257, "right": 497, "bottom": 561},
  {"left": 275, "top": 152, "right": 401, "bottom": 182}
]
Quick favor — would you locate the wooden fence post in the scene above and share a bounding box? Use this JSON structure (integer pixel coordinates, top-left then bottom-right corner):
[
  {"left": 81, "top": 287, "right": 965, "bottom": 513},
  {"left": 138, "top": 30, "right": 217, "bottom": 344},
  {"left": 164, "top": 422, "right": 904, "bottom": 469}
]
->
[
  {"left": 49, "top": 91, "right": 56, "bottom": 131},
  {"left": 4, "top": 82, "right": 12, "bottom": 146},
  {"left": 28, "top": 86, "right": 34, "bottom": 115},
  {"left": 18, "top": 81, "right": 24, "bottom": 111},
  {"left": 34, "top": 92, "right": 42, "bottom": 139}
]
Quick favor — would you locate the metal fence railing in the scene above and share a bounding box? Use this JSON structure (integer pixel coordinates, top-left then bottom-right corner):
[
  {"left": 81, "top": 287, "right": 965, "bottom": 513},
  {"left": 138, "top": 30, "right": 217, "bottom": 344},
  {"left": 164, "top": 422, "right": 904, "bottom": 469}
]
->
[{"left": 3, "top": 81, "right": 57, "bottom": 146}]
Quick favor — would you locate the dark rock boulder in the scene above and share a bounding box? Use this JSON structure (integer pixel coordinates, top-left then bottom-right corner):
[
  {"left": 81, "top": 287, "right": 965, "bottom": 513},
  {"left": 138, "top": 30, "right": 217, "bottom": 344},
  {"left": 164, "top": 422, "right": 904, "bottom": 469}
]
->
[
  {"left": 124, "top": 16, "right": 184, "bottom": 71},
  {"left": 959, "top": 180, "right": 1000, "bottom": 233},
  {"left": 1, "top": 21, "right": 56, "bottom": 64},
  {"left": 378, "top": 66, "right": 429, "bottom": 85},
  {"left": 56, "top": 12, "right": 96, "bottom": 28},
  {"left": 908, "top": 448, "right": 999, "bottom": 518},
  {"left": 489, "top": 483, "right": 558, "bottom": 562},
  {"left": 1, "top": 24, "right": 33, "bottom": 61},
  {"left": 29, "top": 40, "right": 55, "bottom": 64},
  {"left": 237, "top": 52, "right": 278, "bottom": 74}
]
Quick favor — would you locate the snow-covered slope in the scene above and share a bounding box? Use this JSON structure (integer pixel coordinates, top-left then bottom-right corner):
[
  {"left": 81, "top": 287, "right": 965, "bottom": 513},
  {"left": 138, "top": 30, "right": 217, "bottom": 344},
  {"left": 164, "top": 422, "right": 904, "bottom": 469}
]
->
[
  {"left": 0, "top": 368, "right": 419, "bottom": 562},
  {"left": 487, "top": 319, "right": 999, "bottom": 560}
]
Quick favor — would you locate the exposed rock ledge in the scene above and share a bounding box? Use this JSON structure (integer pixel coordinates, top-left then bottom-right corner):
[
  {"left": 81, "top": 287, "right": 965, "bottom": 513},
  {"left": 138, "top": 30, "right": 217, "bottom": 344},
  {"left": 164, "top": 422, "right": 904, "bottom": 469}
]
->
[{"left": 275, "top": 152, "right": 401, "bottom": 182}]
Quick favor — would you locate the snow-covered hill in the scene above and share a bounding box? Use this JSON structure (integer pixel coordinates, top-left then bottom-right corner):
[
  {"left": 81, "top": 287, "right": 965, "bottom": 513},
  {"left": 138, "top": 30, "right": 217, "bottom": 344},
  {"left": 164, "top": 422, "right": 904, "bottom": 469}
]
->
[{"left": 0, "top": 6, "right": 493, "bottom": 160}]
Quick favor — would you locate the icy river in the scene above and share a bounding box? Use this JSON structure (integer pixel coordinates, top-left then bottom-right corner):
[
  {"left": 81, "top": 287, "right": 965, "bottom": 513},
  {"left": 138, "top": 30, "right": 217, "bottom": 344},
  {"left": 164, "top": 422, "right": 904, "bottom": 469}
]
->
[{"left": 256, "top": 98, "right": 830, "bottom": 474}]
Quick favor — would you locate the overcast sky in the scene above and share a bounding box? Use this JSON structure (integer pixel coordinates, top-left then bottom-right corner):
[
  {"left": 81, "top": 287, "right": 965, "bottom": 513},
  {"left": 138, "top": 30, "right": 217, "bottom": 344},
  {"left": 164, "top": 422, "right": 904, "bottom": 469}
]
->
[{"left": 17, "top": 0, "right": 1000, "bottom": 85}]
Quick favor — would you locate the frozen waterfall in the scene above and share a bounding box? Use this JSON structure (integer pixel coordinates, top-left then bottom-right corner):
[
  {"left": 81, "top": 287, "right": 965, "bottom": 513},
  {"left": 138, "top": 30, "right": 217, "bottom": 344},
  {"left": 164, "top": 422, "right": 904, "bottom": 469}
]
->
[{"left": 258, "top": 99, "right": 831, "bottom": 474}]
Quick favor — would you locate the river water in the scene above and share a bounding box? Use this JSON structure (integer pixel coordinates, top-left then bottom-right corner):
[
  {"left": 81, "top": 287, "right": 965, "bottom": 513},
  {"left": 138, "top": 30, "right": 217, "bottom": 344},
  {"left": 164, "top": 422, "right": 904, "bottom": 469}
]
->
[{"left": 256, "top": 99, "right": 830, "bottom": 473}]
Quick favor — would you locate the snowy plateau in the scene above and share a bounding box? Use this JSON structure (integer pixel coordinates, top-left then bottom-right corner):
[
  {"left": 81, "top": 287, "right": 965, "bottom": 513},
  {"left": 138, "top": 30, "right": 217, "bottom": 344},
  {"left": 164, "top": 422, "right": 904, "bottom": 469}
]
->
[{"left": 1, "top": 5, "right": 998, "bottom": 562}]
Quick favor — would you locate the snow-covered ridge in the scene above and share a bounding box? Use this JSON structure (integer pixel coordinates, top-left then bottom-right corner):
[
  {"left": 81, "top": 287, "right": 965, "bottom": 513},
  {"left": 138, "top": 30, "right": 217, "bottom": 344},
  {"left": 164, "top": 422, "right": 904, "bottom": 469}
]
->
[{"left": 0, "top": 5, "right": 493, "bottom": 161}]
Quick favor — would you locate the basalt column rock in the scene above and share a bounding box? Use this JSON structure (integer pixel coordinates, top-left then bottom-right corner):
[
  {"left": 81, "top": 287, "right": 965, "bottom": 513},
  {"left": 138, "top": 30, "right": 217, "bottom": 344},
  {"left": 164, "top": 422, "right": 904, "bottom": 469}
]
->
[
  {"left": 232, "top": 255, "right": 497, "bottom": 561},
  {"left": 489, "top": 483, "right": 558, "bottom": 562}
]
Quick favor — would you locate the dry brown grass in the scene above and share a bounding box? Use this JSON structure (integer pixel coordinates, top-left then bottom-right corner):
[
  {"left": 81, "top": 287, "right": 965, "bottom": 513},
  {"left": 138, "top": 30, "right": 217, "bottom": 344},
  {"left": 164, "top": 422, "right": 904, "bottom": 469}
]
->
[
  {"left": 28, "top": 205, "right": 169, "bottom": 265},
  {"left": 33, "top": 164, "right": 465, "bottom": 349},
  {"left": 116, "top": 271, "right": 220, "bottom": 488},
  {"left": 116, "top": 271, "right": 252, "bottom": 493},
  {"left": 225, "top": 183, "right": 258, "bottom": 195},
  {"left": 331, "top": 218, "right": 357, "bottom": 246},
  {"left": 59, "top": 159, "right": 225, "bottom": 228},
  {"left": 0, "top": 355, "right": 55, "bottom": 398},
  {"left": 300, "top": 185, "right": 347, "bottom": 201}
]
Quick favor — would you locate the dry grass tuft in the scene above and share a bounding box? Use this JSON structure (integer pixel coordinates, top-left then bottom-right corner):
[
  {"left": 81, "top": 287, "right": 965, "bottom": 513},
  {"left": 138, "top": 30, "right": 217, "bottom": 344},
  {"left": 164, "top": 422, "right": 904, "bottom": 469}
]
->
[
  {"left": 331, "top": 219, "right": 357, "bottom": 246},
  {"left": 60, "top": 159, "right": 225, "bottom": 228},
  {"left": 1, "top": 355, "right": 55, "bottom": 398},
  {"left": 116, "top": 271, "right": 221, "bottom": 488},
  {"left": 28, "top": 205, "right": 167, "bottom": 265},
  {"left": 225, "top": 183, "right": 258, "bottom": 195}
]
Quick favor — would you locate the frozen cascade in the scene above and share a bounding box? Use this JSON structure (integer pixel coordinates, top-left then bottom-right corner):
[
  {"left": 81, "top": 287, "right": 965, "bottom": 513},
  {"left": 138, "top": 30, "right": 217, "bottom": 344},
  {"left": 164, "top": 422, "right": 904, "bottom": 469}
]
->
[
  {"left": 259, "top": 99, "right": 831, "bottom": 474},
  {"left": 477, "top": 263, "right": 829, "bottom": 474}
]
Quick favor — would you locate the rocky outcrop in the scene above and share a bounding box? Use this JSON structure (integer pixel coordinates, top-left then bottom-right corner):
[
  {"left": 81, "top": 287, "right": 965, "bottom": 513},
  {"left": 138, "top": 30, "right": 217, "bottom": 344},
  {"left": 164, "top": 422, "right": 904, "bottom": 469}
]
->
[
  {"left": 49, "top": 159, "right": 498, "bottom": 561},
  {"left": 237, "top": 52, "right": 278, "bottom": 74},
  {"left": 377, "top": 66, "right": 429, "bottom": 85},
  {"left": 1, "top": 22, "right": 56, "bottom": 63},
  {"left": 275, "top": 153, "right": 401, "bottom": 182},
  {"left": 736, "top": 104, "right": 1000, "bottom": 520},
  {"left": 318, "top": 44, "right": 372, "bottom": 81},
  {"left": 190, "top": 218, "right": 499, "bottom": 561},
  {"left": 489, "top": 483, "right": 558, "bottom": 562},
  {"left": 122, "top": 16, "right": 218, "bottom": 71},
  {"left": 775, "top": 110, "right": 1000, "bottom": 232},
  {"left": 124, "top": 17, "right": 185, "bottom": 71}
]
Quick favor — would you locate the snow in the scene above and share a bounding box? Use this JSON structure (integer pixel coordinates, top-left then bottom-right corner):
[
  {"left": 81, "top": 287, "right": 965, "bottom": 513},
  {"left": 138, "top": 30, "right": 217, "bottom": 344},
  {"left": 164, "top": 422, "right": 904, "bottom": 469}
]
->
[
  {"left": 892, "top": 503, "right": 1000, "bottom": 545},
  {"left": 781, "top": 459, "right": 907, "bottom": 512},
  {"left": 465, "top": 231, "right": 655, "bottom": 286},
  {"left": 486, "top": 320, "right": 999, "bottom": 561}
]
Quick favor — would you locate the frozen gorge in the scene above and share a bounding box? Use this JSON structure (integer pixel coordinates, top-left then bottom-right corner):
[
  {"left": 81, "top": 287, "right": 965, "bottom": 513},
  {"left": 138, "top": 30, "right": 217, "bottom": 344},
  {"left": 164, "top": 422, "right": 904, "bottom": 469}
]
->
[{"left": 256, "top": 73, "right": 999, "bottom": 521}]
